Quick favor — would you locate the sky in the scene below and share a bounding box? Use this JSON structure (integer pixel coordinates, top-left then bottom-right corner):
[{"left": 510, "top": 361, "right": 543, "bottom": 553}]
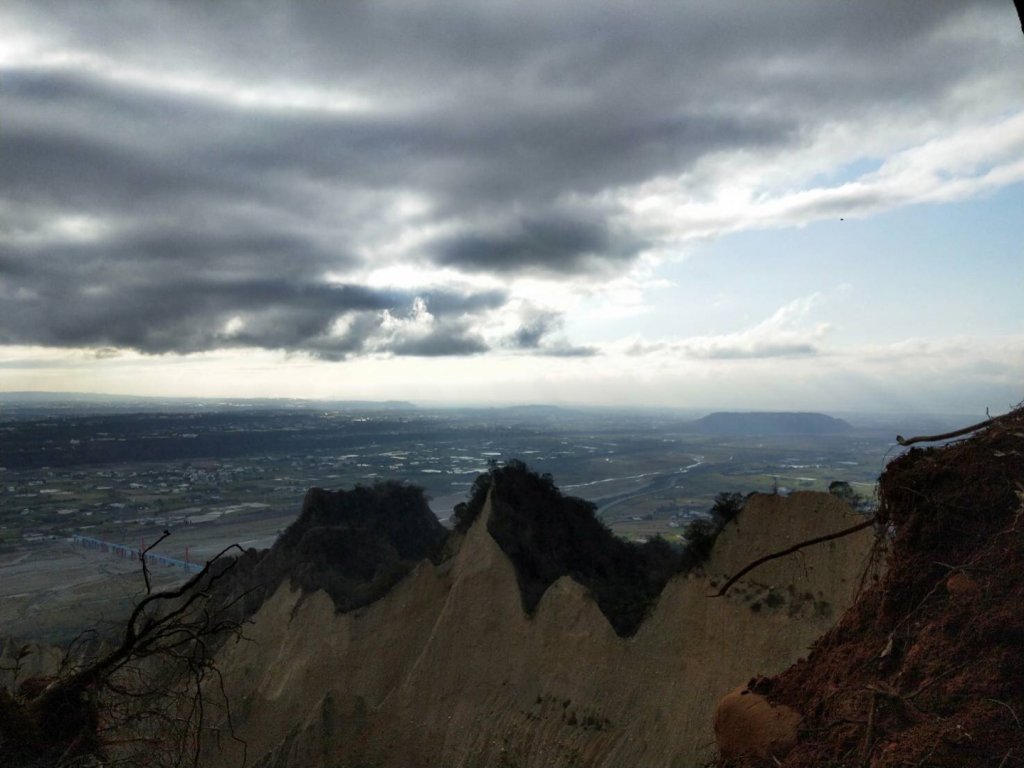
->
[{"left": 1, "top": 1, "right": 1022, "bottom": 413}]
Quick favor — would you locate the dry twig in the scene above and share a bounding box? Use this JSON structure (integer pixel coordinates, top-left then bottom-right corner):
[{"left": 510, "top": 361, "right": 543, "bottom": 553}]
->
[{"left": 713, "top": 516, "right": 877, "bottom": 597}]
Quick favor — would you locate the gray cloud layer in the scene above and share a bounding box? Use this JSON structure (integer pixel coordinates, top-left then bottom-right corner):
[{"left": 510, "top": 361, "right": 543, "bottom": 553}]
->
[
  {"left": 0, "top": 0, "right": 1016, "bottom": 356},
  {"left": 503, "top": 308, "right": 597, "bottom": 358}
]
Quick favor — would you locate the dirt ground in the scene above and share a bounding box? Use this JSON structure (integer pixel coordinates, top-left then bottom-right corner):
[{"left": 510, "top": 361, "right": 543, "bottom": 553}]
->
[{"left": 720, "top": 406, "right": 1024, "bottom": 767}]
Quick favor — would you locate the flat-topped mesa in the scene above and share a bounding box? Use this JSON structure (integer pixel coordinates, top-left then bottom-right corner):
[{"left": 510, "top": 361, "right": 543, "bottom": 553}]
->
[{"left": 693, "top": 411, "right": 853, "bottom": 436}]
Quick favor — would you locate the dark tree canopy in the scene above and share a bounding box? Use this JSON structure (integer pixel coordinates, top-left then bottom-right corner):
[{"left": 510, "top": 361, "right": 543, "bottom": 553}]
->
[
  {"left": 259, "top": 481, "right": 449, "bottom": 613},
  {"left": 471, "top": 460, "right": 746, "bottom": 636}
]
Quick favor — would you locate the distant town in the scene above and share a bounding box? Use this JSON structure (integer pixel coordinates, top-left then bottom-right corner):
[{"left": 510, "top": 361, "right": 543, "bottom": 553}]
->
[{"left": 1, "top": 400, "right": 941, "bottom": 547}]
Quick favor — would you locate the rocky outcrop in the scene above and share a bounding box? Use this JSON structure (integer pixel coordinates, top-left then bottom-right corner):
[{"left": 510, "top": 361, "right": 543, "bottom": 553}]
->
[
  {"left": 714, "top": 685, "right": 801, "bottom": 761},
  {"left": 201, "top": 488, "right": 873, "bottom": 768}
]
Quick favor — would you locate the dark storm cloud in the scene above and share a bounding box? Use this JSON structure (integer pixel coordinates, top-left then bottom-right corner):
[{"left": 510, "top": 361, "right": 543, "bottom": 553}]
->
[
  {"left": 388, "top": 323, "right": 489, "bottom": 357},
  {"left": 503, "top": 309, "right": 569, "bottom": 352},
  {"left": 0, "top": 63, "right": 513, "bottom": 356},
  {"left": 503, "top": 309, "right": 599, "bottom": 357},
  {"left": 417, "top": 290, "right": 508, "bottom": 316},
  {"left": 0, "top": 230, "right": 505, "bottom": 357},
  {"left": 0, "top": 0, "right": 1014, "bottom": 356},
  {"left": 435, "top": 209, "right": 645, "bottom": 275},
  {"left": 2, "top": 62, "right": 783, "bottom": 230},
  {"left": 507, "top": 312, "right": 562, "bottom": 350},
  {"left": 3, "top": 70, "right": 249, "bottom": 210}
]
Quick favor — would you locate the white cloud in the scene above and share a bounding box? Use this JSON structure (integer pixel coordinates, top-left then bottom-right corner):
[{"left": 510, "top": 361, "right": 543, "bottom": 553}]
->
[
  {"left": 0, "top": 28, "right": 377, "bottom": 115},
  {"left": 622, "top": 111, "right": 1024, "bottom": 246},
  {"left": 622, "top": 294, "right": 829, "bottom": 360}
]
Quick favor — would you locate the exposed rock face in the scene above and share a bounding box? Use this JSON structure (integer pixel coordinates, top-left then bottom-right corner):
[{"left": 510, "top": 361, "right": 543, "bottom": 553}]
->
[{"left": 202, "top": 489, "right": 873, "bottom": 768}]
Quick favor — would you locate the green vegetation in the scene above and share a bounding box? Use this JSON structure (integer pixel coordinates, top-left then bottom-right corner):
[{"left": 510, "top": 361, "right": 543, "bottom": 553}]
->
[
  {"left": 677, "top": 491, "right": 745, "bottom": 569},
  {"left": 450, "top": 464, "right": 766, "bottom": 636},
  {"left": 256, "top": 481, "right": 448, "bottom": 613},
  {"left": 451, "top": 468, "right": 493, "bottom": 533},
  {"left": 478, "top": 461, "right": 739, "bottom": 637}
]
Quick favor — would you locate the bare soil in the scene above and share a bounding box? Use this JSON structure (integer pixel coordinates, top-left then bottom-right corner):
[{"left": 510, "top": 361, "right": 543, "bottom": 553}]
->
[{"left": 722, "top": 406, "right": 1024, "bottom": 767}]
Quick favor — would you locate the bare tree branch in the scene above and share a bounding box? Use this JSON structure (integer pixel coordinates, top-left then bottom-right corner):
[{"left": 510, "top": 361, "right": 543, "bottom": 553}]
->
[
  {"left": 896, "top": 417, "right": 996, "bottom": 447},
  {"left": 3, "top": 536, "right": 254, "bottom": 768},
  {"left": 713, "top": 516, "right": 877, "bottom": 598}
]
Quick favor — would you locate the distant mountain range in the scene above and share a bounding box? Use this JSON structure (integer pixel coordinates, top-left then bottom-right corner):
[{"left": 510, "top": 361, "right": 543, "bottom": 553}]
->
[{"left": 691, "top": 411, "right": 853, "bottom": 436}]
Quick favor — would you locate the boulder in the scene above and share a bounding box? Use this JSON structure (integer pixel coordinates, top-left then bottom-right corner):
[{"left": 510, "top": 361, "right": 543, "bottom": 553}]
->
[{"left": 714, "top": 684, "right": 801, "bottom": 760}]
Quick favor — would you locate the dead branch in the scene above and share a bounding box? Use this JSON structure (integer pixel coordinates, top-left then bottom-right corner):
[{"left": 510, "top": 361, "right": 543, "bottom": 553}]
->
[
  {"left": 713, "top": 516, "right": 877, "bottom": 597},
  {"left": 5, "top": 534, "right": 254, "bottom": 768},
  {"left": 896, "top": 414, "right": 1000, "bottom": 446},
  {"left": 861, "top": 691, "right": 878, "bottom": 767},
  {"left": 140, "top": 529, "right": 172, "bottom": 596},
  {"left": 62, "top": 541, "right": 246, "bottom": 694},
  {"left": 986, "top": 698, "right": 1023, "bottom": 730}
]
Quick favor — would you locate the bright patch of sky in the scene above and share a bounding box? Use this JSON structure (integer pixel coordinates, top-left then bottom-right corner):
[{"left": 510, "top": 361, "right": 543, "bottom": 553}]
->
[{"left": 585, "top": 181, "right": 1024, "bottom": 346}]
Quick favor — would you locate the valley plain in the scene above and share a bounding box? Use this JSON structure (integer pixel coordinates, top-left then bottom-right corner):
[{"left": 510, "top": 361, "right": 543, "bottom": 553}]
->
[{"left": 0, "top": 400, "right": 954, "bottom": 642}]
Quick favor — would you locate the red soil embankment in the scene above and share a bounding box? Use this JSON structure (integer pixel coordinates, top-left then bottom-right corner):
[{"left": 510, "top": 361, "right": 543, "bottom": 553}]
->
[{"left": 721, "top": 406, "right": 1024, "bottom": 767}]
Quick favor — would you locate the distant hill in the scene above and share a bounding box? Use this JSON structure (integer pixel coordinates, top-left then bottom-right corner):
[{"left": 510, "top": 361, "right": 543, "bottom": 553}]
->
[{"left": 692, "top": 411, "right": 853, "bottom": 436}]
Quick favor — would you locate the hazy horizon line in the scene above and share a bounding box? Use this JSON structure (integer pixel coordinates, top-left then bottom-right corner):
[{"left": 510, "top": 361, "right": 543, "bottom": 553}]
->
[{"left": 0, "top": 388, "right": 997, "bottom": 420}]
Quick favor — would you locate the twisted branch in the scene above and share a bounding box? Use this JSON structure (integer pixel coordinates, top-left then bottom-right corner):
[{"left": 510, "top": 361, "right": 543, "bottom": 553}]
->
[{"left": 713, "top": 516, "right": 877, "bottom": 598}]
